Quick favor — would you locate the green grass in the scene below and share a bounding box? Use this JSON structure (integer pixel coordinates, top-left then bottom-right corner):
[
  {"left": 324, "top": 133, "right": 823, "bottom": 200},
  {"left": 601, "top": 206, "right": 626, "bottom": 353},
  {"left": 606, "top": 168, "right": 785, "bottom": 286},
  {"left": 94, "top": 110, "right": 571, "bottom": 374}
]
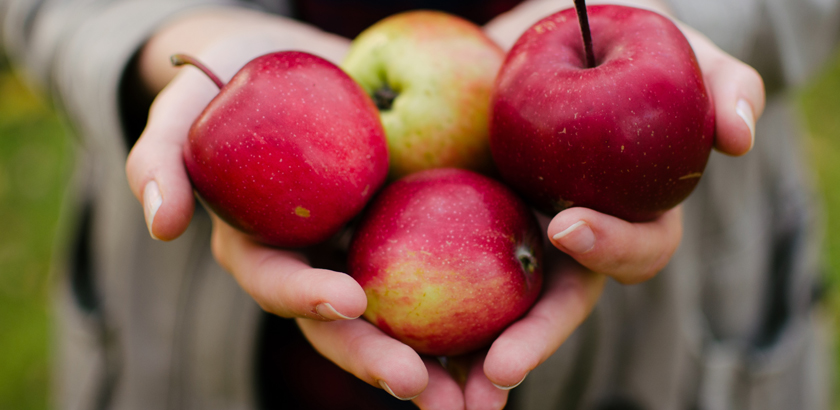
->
[
  {"left": 0, "top": 56, "right": 74, "bottom": 410},
  {"left": 802, "top": 54, "right": 840, "bottom": 287},
  {"left": 800, "top": 51, "right": 840, "bottom": 408},
  {"left": 1, "top": 48, "right": 840, "bottom": 409}
]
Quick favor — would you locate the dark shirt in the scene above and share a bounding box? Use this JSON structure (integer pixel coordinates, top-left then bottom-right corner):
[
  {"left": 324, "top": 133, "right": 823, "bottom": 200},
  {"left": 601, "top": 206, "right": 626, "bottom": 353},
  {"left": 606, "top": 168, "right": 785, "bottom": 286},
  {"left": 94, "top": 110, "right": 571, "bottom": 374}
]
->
[{"left": 293, "top": 0, "right": 524, "bottom": 38}]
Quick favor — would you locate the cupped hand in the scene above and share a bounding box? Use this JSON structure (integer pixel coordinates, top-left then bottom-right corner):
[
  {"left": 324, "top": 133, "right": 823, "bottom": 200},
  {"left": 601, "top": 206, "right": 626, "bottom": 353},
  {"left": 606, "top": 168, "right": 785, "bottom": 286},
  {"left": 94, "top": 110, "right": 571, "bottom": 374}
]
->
[
  {"left": 484, "top": 0, "right": 765, "bottom": 285},
  {"left": 122, "top": 8, "right": 429, "bottom": 404},
  {"left": 467, "top": 1, "right": 767, "bottom": 407},
  {"left": 126, "top": 7, "right": 350, "bottom": 241},
  {"left": 296, "top": 7, "right": 764, "bottom": 407},
  {"left": 473, "top": 208, "right": 678, "bottom": 408},
  {"left": 432, "top": 207, "right": 678, "bottom": 409},
  {"left": 124, "top": 4, "right": 766, "bottom": 409},
  {"left": 124, "top": 10, "right": 364, "bottom": 312},
  {"left": 294, "top": 214, "right": 607, "bottom": 409}
]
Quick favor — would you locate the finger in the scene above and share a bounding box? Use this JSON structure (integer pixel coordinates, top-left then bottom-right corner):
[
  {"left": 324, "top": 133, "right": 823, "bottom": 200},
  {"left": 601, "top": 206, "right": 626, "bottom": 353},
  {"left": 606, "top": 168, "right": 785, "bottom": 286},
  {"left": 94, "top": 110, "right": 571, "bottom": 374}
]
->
[
  {"left": 211, "top": 215, "right": 367, "bottom": 320},
  {"left": 683, "top": 26, "right": 765, "bottom": 156},
  {"left": 296, "top": 318, "right": 428, "bottom": 401},
  {"left": 484, "top": 258, "right": 605, "bottom": 388},
  {"left": 464, "top": 354, "right": 508, "bottom": 410},
  {"left": 125, "top": 71, "right": 220, "bottom": 241},
  {"left": 547, "top": 206, "right": 682, "bottom": 284},
  {"left": 412, "top": 358, "right": 465, "bottom": 410}
]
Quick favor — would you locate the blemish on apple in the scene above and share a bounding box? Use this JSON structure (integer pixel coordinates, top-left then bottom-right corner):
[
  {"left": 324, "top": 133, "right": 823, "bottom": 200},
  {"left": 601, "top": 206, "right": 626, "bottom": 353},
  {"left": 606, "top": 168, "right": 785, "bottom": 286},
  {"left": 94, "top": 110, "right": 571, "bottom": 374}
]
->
[
  {"left": 551, "top": 197, "right": 575, "bottom": 212},
  {"left": 294, "top": 206, "right": 311, "bottom": 218},
  {"left": 679, "top": 172, "right": 702, "bottom": 180}
]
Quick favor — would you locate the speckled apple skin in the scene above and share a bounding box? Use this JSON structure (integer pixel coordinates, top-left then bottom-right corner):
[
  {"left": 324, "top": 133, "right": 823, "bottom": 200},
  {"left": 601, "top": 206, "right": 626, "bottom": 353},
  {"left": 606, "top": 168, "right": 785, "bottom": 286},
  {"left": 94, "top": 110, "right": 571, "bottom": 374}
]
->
[
  {"left": 348, "top": 169, "right": 543, "bottom": 356},
  {"left": 342, "top": 11, "right": 505, "bottom": 179},
  {"left": 490, "top": 6, "right": 715, "bottom": 222},
  {"left": 184, "top": 52, "right": 388, "bottom": 248}
]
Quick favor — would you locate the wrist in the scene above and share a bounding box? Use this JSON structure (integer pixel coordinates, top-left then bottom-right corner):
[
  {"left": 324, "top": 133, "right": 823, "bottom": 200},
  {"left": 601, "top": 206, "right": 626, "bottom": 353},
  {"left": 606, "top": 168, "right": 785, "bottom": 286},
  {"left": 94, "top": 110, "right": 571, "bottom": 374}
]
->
[
  {"left": 484, "top": 0, "right": 673, "bottom": 50},
  {"left": 138, "top": 7, "right": 350, "bottom": 95}
]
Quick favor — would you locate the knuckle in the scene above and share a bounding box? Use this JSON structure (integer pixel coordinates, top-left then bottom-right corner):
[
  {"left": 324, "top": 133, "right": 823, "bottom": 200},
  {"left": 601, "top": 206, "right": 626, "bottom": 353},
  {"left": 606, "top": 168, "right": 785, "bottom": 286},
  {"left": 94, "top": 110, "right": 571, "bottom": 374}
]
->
[
  {"left": 210, "top": 228, "right": 230, "bottom": 270},
  {"left": 634, "top": 250, "right": 673, "bottom": 284},
  {"left": 255, "top": 299, "right": 283, "bottom": 317},
  {"left": 125, "top": 147, "right": 144, "bottom": 180},
  {"left": 636, "top": 265, "right": 660, "bottom": 283},
  {"left": 255, "top": 299, "right": 272, "bottom": 313}
]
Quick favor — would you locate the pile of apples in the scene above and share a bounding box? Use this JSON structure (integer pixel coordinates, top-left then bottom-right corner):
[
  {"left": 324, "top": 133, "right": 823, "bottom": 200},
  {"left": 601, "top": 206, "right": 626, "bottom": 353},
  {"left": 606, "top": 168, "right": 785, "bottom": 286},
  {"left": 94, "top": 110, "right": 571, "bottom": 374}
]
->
[{"left": 178, "top": 2, "right": 713, "bottom": 357}]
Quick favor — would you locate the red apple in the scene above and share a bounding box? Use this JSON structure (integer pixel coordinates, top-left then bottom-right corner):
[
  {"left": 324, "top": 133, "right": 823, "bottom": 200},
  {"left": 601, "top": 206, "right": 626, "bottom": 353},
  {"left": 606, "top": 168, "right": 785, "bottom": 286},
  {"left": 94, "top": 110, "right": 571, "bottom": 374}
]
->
[
  {"left": 341, "top": 11, "right": 505, "bottom": 179},
  {"left": 179, "top": 52, "right": 388, "bottom": 248},
  {"left": 348, "top": 168, "right": 543, "bottom": 356},
  {"left": 490, "top": 4, "right": 715, "bottom": 221}
]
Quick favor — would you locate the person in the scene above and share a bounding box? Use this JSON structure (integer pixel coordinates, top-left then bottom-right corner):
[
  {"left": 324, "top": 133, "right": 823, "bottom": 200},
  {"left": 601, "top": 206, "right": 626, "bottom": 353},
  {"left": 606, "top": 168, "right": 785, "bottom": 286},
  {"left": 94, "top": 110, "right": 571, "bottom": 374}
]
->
[{"left": 1, "top": 0, "right": 835, "bottom": 408}]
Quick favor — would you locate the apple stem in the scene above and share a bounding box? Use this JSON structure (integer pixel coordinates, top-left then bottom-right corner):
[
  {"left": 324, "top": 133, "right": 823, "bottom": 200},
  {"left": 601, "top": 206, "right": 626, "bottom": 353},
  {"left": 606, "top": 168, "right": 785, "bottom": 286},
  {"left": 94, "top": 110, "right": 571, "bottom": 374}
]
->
[
  {"left": 170, "top": 54, "right": 225, "bottom": 89},
  {"left": 573, "top": 0, "right": 597, "bottom": 68},
  {"left": 373, "top": 85, "right": 398, "bottom": 111}
]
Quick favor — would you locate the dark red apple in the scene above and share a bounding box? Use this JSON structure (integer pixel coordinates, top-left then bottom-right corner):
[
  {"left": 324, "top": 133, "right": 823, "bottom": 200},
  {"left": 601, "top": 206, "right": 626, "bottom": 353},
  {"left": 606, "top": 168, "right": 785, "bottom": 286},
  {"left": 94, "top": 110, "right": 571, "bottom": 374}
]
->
[
  {"left": 490, "top": 4, "right": 715, "bottom": 221},
  {"left": 348, "top": 168, "right": 543, "bottom": 357},
  {"left": 178, "top": 52, "right": 389, "bottom": 248}
]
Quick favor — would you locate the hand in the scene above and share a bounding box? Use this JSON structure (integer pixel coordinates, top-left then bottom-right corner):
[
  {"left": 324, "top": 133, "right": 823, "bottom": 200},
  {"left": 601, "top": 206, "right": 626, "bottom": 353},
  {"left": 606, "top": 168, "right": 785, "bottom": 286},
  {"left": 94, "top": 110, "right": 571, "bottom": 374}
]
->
[
  {"left": 295, "top": 219, "right": 607, "bottom": 409},
  {"left": 125, "top": 7, "right": 364, "bottom": 312},
  {"left": 345, "top": 205, "right": 679, "bottom": 409},
  {"left": 295, "top": 265, "right": 603, "bottom": 409},
  {"left": 125, "top": 5, "right": 765, "bottom": 409},
  {"left": 126, "top": 7, "right": 351, "bottom": 241},
  {"left": 295, "top": 207, "right": 674, "bottom": 409},
  {"left": 480, "top": 0, "right": 764, "bottom": 297},
  {"left": 124, "top": 9, "right": 426, "bottom": 403},
  {"left": 449, "top": 2, "right": 767, "bottom": 408}
]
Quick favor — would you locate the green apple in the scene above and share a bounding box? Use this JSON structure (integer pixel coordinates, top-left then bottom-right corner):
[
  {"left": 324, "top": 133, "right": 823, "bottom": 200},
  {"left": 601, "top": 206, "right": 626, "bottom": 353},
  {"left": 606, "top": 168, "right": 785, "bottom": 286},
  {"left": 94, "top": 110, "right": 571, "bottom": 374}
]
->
[{"left": 342, "top": 11, "right": 505, "bottom": 179}]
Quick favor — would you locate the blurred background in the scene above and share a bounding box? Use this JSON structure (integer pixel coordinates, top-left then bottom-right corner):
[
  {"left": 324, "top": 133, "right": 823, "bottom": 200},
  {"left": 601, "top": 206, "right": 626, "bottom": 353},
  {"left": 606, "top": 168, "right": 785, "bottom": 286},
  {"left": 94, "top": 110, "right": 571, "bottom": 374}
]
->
[{"left": 1, "top": 44, "right": 840, "bottom": 410}]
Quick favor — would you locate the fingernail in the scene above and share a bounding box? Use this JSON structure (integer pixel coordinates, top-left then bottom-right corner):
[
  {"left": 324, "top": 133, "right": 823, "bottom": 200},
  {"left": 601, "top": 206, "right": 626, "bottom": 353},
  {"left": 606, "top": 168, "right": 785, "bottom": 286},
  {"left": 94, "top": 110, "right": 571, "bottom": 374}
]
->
[
  {"left": 143, "top": 180, "right": 162, "bottom": 240},
  {"left": 492, "top": 372, "right": 529, "bottom": 390},
  {"left": 552, "top": 221, "right": 595, "bottom": 254},
  {"left": 315, "top": 303, "right": 358, "bottom": 320},
  {"left": 378, "top": 380, "right": 419, "bottom": 401},
  {"left": 735, "top": 99, "right": 755, "bottom": 151}
]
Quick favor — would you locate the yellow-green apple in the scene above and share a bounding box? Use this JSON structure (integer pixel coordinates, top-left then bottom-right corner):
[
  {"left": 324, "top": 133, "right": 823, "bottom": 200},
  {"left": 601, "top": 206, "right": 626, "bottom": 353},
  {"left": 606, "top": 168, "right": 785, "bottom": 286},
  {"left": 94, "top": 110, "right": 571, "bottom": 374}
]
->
[
  {"left": 177, "top": 52, "right": 388, "bottom": 248},
  {"left": 490, "top": 2, "right": 715, "bottom": 221},
  {"left": 348, "top": 168, "right": 543, "bottom": 356},
  {"left": 341, "top": 11, "right": 505, "bottom": 179}
]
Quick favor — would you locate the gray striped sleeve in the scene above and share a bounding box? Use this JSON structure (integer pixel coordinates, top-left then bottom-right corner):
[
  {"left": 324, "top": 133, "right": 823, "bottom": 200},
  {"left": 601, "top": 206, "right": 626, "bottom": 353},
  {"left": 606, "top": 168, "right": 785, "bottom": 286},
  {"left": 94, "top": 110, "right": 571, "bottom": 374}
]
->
[
  {"left": 667, "top": 0, "right": 840, "bottom": 88},
  {"left": 1, "top": 0, "right": 239, "bottom": 152}
]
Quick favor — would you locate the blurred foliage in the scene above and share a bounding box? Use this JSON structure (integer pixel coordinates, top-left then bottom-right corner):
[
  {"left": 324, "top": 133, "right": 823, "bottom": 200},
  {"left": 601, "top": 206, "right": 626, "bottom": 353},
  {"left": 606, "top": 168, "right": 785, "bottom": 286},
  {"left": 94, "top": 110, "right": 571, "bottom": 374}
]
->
[
  {"left": 800, "top": 51, "right": 840, "bottom": 409},
  {"left": 0, "top": 53, "right": 74, "bottom": 409}
]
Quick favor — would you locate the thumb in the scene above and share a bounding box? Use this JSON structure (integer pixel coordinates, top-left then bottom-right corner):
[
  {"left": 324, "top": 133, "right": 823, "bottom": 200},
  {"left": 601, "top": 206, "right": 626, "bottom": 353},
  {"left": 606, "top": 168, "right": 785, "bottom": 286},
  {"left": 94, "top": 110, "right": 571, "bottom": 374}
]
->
[
  {"left": 683, "top": 26, "right": 765, "bottom": 156},
  {"left": 125, "top": 69, "right": 220, "bottom": 240}
]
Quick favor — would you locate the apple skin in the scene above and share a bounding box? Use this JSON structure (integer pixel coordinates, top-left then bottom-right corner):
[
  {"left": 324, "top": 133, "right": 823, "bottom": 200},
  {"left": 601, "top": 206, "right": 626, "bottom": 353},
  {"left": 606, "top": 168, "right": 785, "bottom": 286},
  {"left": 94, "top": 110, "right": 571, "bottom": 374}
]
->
[
  {"left": 348, "top": 168, "right": 543, "bottom": 357},
  {"left": 184, "top": 51, "right": 389, "bottom": 248},
  {"left": 490, "top": 6, "right": 715, "bottom": 222},
  {"left": 341, "top": 11, "right": 505, "bottom": 179}
]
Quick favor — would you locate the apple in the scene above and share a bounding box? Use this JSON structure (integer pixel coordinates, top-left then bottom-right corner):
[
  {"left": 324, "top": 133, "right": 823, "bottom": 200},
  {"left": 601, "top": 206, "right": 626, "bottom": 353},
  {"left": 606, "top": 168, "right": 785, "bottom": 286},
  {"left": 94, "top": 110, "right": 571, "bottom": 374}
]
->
[
  {"left": 490, "top": 2, "right": 715, "bottom": 222},
  {"left": 176, "top": 52, "right": 389, "bottom": 248},
  {"left": 348, "top": 168, "right": 543, "bottom": 357},
  {"left": 341, "top": 11, "right": 505, "bottom": 179}
]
